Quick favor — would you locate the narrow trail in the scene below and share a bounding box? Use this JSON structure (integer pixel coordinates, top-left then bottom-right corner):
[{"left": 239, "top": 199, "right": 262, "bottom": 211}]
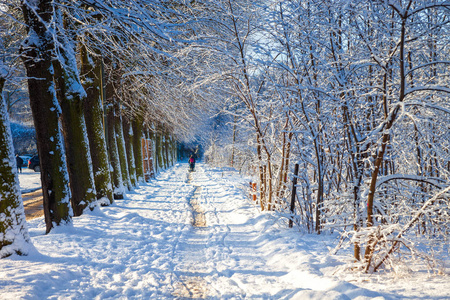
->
[
  {"left": 169, "top": 166, "right": 270, "bottom": 298},
  {"left": 171, "top": 172, "right": 210, "bottom": 298}
]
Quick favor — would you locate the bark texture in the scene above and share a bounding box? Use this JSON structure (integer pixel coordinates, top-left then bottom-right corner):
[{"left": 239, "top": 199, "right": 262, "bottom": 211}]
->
[
  {"left": 132, "top": 117, "right": 144, "bottom": 182},
  {"left": 54, "top": 25, "right": 97, "bottom": 216},
  {"left": 106, "top": 103, "right": 124, "bottom": 199},
  {"left": 123, "top": 117, "right": 137, "bottom": 187},
  {"left": 21, "top": 0, "right": 72, "bottom": 233},
  {"left": 115, "top": 109, "right": 131, "bottom": 191},
  {"left": 80, "top": 46, "right": 113, "bottom": 205}
]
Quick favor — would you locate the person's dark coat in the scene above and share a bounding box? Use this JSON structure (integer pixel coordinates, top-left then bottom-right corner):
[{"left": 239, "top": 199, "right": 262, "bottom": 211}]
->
[{"left": 16, "top": 155, "right": 24, "bottom": 171}]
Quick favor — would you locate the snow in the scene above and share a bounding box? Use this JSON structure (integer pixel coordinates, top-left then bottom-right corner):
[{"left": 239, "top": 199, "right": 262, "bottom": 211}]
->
[
  {"left": 2, "top": 163, "right": 449, "bottom": 299},
  {"left": 17, "top": 168, "right": 41, "bottom": 194}
]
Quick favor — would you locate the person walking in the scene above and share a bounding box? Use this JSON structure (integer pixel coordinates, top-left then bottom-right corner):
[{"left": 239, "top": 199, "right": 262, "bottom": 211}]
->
[
  {"left": 189, "top": 155, "right": 196, "bottom": 172},
  {"left": 15, "top": 154, "right": 23, "bottom": 173}
]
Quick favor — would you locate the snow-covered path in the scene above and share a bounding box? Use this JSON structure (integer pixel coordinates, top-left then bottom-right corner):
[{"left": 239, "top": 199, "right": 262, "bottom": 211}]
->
[{"left": 1, "top": 163, "right": 448, "bottom": 299}]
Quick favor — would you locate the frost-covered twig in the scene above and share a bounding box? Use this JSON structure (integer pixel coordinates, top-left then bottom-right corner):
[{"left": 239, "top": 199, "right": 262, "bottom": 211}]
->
[{"left": 372, "top": 185, "right": 450, "bottom": 272}]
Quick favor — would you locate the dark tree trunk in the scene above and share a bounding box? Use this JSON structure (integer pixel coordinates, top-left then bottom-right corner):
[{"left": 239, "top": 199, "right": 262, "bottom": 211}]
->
[
  {"left": 115, "top": 108, "right": 131, "bottom": 191},
  {"left": 80, "top": 45, "right": 113, "bottom": 205},
  {"left": 104, "top": 67, "right": 125, "bottom": 199},
  {"left": 21, "top": 0, "right": 72, "bottom": 233},
  {"left": 156, "top": 131, "right": 164, "bottom": 171},
  {"left": 106, "top": 103, "right": 124, "bottom": 199},
  {"left": 53, "top": 22, "right": 97, "bottom": 216},
  {"left": 132, "top": 116, "right": 145, "bottom": 183},
  {"left": 164, "top": 132, "right": 169, "bottom": 169},
  {"left": 123, "top": 117, "right": 137, "bottom": 187},
  {"left": 147, "top": 127, "right": 155, "bottom": 178}
]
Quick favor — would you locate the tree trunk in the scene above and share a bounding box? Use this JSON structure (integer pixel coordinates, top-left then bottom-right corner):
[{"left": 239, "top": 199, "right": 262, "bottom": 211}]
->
[
  {"left": 172, "top": 136, "right": 177, "bottom": 166},
  {"left": 80, "top": 45, "right": 113, "bottom": 205},
  {"left": 132, "top": 116, "right": 144, "bottom": 183},
  {"left": 313, "top": 136, "right": 324, "bottom": 234},
  {"left": 276, "top": 128, "right": 287, "bottom": 199},
  {"left": 364, "top": 109, "right": 399, "bottom": 261},
  {"left": 0, "top": 77, "right": 31, "bottom": 257},
  {"left": 231, "top": 113, "right": 237, "bottom": 167},
  {"left": 283, "top": 133, "right": 293, "bottom": 189},
  {"left": 171, "top": 137, "right": 175, "bottom": 166},
  {"left": 148, "top": 128, "right": 155, "bottom": 177},
  {"left": 365, "top": 14, "right": 407, "bottom": 260},
  {"left": 160, "top": 133, "right": 168, "bottom": 170},
  {"left": 115, "top": 109, "right": 131, "bottom": 191},
  {"left": 105, "top": 104, "right": 124, "bottom": 199},
  {"left": 256, "top": 134, "right": 265, "bottom": 211},
  {"left": 53, "top": 20, "right": 97, "bottom": 216},
  {"left": 123, "top": 117, "right": 137, "bottom": 187},
  {"left": 342, "top": 100, "right": 364, "bottom": 261},
  {"left": 21, "top": 0, "right": 72, "bottom": 233},
  {"left": 156, "top": 131, "right": 164, "bottom": 171}
]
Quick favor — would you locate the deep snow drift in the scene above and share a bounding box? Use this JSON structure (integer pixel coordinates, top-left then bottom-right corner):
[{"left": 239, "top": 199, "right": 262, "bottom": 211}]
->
[{"left": 1, "top": 163, "right": 449, "bottom": 299}]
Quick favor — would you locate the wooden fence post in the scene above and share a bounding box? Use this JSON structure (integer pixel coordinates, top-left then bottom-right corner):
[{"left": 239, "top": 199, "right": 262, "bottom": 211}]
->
[
  {"left": 249, "top": 182, "right": 257, "bottom": 201},
  {"left": 289, "top": 163, "right": 299, "bottom": 228}
]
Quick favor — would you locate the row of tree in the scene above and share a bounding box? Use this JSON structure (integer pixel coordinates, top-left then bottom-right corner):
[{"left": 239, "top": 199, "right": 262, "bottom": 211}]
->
[{"left": 0, "top": 0, "right": 204, "bottom": 257}]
